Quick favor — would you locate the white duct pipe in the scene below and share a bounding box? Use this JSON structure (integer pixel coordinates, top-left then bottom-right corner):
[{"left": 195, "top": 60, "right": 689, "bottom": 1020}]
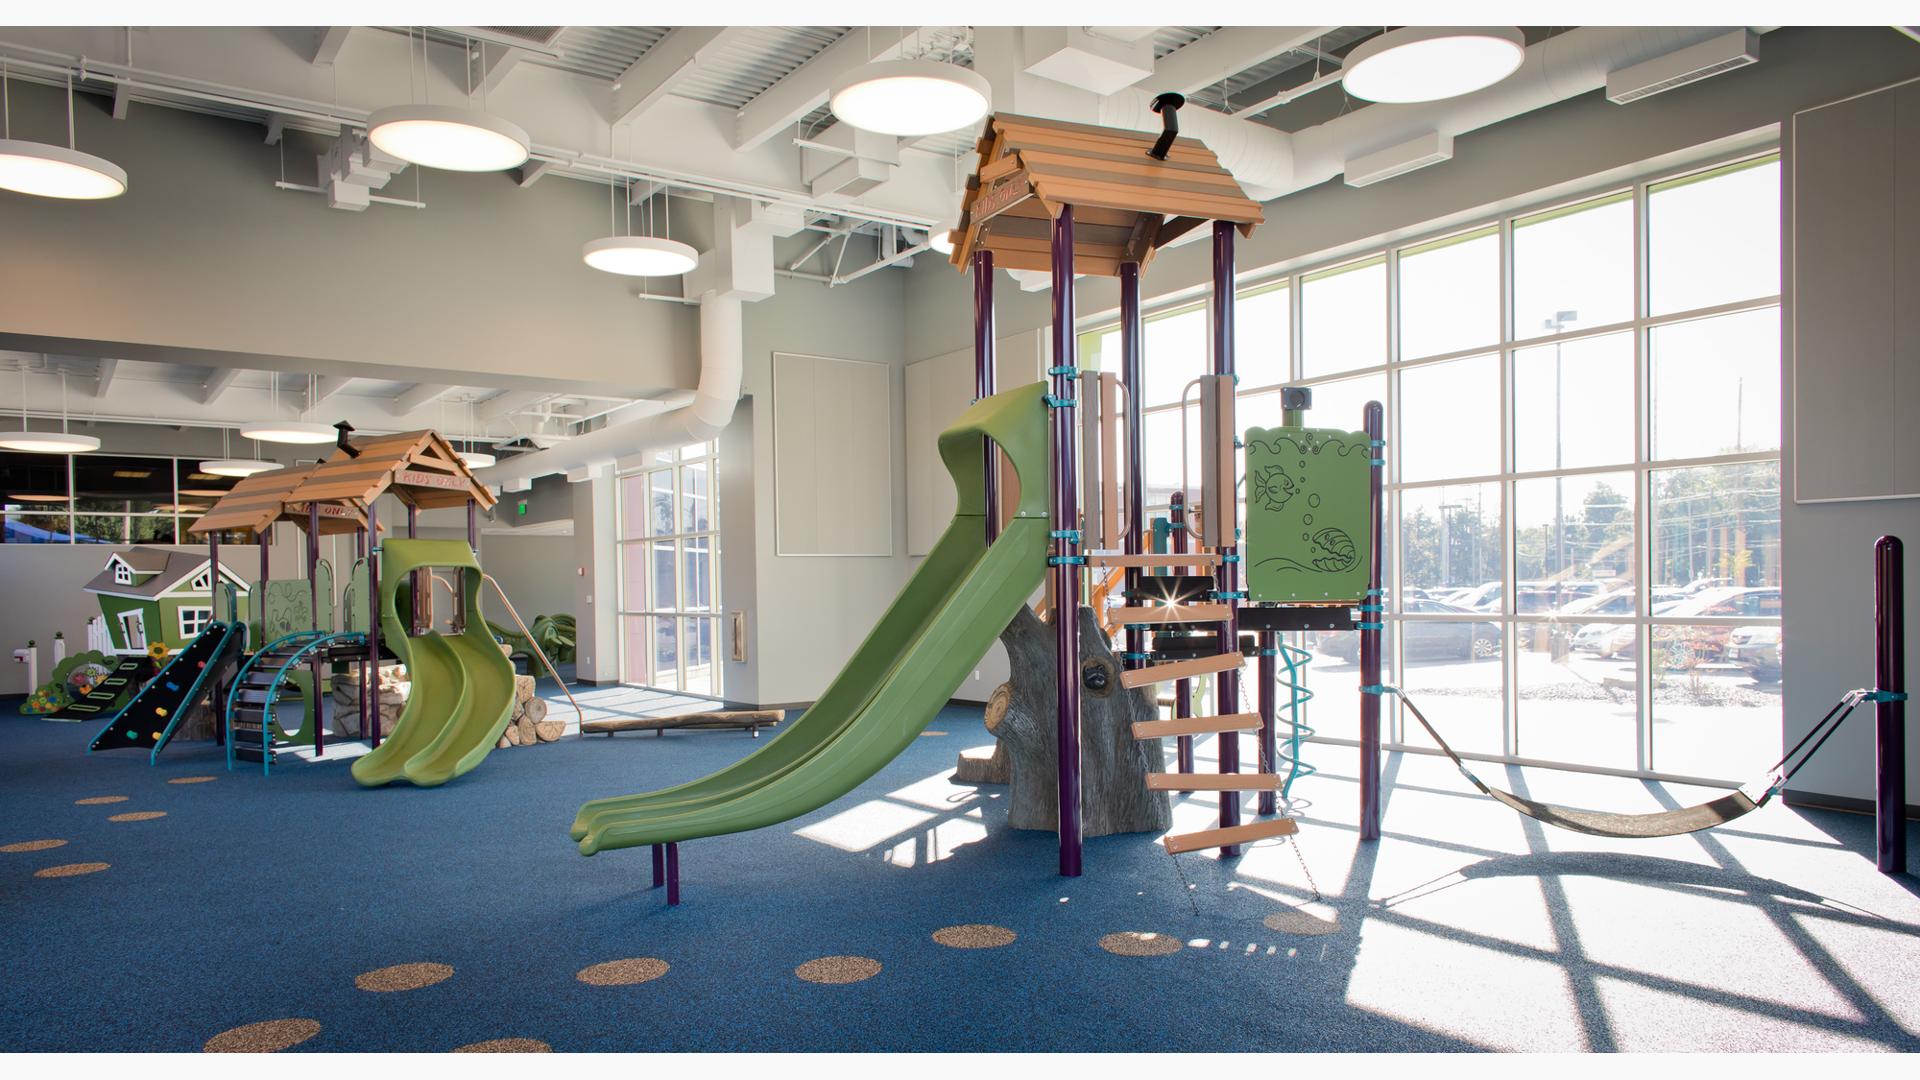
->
[
  {"left": 1284, "top": 27, "right": 1759, "bottom": 198},
  {"left": 476, "top": 294, "right": 744, "bottom": 487}
]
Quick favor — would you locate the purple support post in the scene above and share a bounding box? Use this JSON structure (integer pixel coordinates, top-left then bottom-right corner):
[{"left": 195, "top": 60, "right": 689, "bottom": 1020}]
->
[
  {"left": 461, "top": 502, "right": 478, "bottom": 634},
  {"left": 1121, "top": 261, "right": 1146, "bottom": 674},
  {"left": 356, "top": 526, "right": 368, "bottom": 740},
  {"left": 1874, "top": 535, "right": 1906, "bottom": 875},
  {"left": 259, "top": 523, "right": 271, "bottom": 597},
  {"left": 664, "top": 842, "right": 681, "bottom": 905},
  {"left": 1211, "top": 220, "right": 1244, "bottom": 855},
  {"left": 973, "top": 248, "right": 1000, "bottom": 544},
  {"left": 309, "top": 503, "right": 324, "bottom": 757},
  {"left": 209, "top": 534, "right": 223, "bottom": 746},
  {"left": 1051, "top": 205, "right": 1084, "bottom": 878},
  {"left": 1171, "top": 491, "right": 1194, "bottom": 779},
  {"left": 366, "top": 502, "right": 382, "bottom": 748},
  {"left": 651, "top": 843, "right": 665, "bottom": 888},
  {"left": 406, "top": 502, "right": 421, "bottom": 636},
  {"left": 1359, "top": 401, "right": 1386, "bottom": 842},
  {"left": 1258, "top": 629, "right": 1278, "bottom": 816}
]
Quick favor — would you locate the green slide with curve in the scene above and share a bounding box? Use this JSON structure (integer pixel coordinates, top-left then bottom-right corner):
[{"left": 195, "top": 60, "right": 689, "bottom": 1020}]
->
[
  {"left": 352, "top": 540, "right": 515, "bottom": 788},
  {"left": 572, "top": 381, "right": 1051, "bottom": 855}
]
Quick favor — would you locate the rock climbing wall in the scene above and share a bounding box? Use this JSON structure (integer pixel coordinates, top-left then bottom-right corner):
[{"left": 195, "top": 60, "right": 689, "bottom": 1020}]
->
[{"left": 1243, "top": 425, "right": 1372, "bottom": 605}]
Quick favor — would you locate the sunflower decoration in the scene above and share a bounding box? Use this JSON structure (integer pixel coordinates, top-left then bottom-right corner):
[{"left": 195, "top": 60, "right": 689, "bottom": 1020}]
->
[{"left": 147, "top": 641, "right": 172, "bottom": 662}]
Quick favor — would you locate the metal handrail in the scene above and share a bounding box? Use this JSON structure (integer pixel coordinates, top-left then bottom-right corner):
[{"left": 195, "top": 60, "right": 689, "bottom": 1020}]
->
[{"left": 480, "top": 573, "right": 585, "bottom": 734}]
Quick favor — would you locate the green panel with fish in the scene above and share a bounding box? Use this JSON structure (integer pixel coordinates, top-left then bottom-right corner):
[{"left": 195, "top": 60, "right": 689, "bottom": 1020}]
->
[{"left": 1244, "top": 425, "right": 1372, "bottom": 604}]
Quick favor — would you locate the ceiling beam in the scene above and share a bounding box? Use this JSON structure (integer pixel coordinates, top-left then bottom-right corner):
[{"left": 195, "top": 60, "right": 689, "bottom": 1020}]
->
[
  {"left": 732, "top": 26, "right": 913, "bottom": 152},
  {"left": 514, "top": 160, "right": 554, "bottom": 187},
  {"left": 609, "top": 27, "right": 746, "bottom": 126},
  {"left": 1145, "top": 27, "right": 1337, "bottom": 95},
  {"left": 468, "top": 43, "right": 528, "bottom": 97},
  {"left": 311, "top": 375, "right": 354, "bottom": 404},
  {"left": 93, "top": 358, "right": 117, "bottom": 397},
  {"left": 111, "top": 83, "right": 132, "bottom": 120},
  {"left": 200, "top": 367, "right": 242, "bottom": 405},
  {"left": 311, "top": 27, "right": 353, "bottom": 67},
  {"left": 477, "top": 389, "right": 556, "bottom": 423},
  {"left": 391, "top": 382, "right": 453, "bottom": 416}
]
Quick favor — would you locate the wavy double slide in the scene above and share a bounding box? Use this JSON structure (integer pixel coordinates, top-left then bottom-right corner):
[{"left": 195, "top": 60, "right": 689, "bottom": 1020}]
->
[
  {"left": 572, "top": 381, "right": 1052, "bottom": 855},
  {"left": 352, "top": 540, "right": 516, "bottom": 788}
]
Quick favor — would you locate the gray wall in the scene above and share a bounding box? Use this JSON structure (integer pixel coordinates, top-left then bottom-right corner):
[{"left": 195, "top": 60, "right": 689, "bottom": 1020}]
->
[
  {"left": 1780, "top": 75, "right": 1920, "bottom": 804},
  {"left": 0, "top": 79, "right": 696, "bottom": 396}
]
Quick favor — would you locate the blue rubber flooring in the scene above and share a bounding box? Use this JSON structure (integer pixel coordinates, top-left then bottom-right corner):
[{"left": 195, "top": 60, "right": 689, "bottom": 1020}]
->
[{"left": 2, "top": 694, "right": 1917, "bottom": 1052}]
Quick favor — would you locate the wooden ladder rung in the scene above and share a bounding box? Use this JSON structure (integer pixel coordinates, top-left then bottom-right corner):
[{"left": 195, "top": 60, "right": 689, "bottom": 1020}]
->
[
  {"left": 1087, "top": 553, "right": 1223, "bottom": 569},
  {"left": 1109, "top": 604, "right": 1230, "bottom": 626},
  {"left": 1162, "top": 817, "right": 1299, "bottom": 855},
  {"left": 1145, "top": 772, "right": 1283, "bottom": 792},
  {"left": 1119, "top": 652, "right": 1243, "bottom": 688},
  {"left": 1132, "top": 712, "right": 1262, "bottom": 739}
]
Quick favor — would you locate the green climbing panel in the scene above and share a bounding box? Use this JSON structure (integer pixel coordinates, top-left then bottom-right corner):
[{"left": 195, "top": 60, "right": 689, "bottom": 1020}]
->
[{"left": 1244, "top": 425, "right": 1372, "bottom": 604}]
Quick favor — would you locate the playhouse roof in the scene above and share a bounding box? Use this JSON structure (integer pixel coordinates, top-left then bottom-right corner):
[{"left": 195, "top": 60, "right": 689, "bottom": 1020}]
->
[
  {"left": 286, "top": 429, "right": 496, "bottom": 512},
  {"left": 82, "top": 547, "right": 244, "bottom": 599},
  {"left": 187, "top": 463, "right": 370, "bottom": 539},
  {"left": 948, "top": 113, "right": 1264, "bottom": 277}
]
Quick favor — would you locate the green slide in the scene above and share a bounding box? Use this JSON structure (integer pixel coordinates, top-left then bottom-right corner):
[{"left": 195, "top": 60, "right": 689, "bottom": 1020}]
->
[
  {"left": 352, "top": 540, "right": 515, "bottom": 788},
  {"left": 573, "top": 381, "right": 1051, "bottom": 855}
]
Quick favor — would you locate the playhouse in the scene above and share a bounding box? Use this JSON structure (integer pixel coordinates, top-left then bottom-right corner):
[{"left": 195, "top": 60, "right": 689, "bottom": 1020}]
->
[{"left": 80, "top": 547, "right": 252, "bottom": 655}]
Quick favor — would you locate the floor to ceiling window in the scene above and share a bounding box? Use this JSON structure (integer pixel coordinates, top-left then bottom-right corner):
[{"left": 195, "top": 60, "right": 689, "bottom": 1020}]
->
[
  {"left": 1083, "top": 148, "right": 1782, "bottom": 784},
  {"left": 615, "top": 442, "right": 721, "bottom": 697},
  {"left": 0, "top": 451, "right": 231, "bottom": 544}
]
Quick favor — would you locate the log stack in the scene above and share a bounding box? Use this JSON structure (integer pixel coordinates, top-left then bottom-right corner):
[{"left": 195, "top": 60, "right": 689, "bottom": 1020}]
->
[{"left": 495, "top": 675, "right": 566, "bottom": 748}]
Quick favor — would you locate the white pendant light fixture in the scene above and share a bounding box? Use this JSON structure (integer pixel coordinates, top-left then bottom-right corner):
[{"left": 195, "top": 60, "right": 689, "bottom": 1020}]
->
[
  {"left": 0, "top": 65, "right": 128, "bottom": 200},
  {"left": 1341, "top": 27, "right": 1527, "bottom": 104},
  {"left": 201, "top": 428, "right": 278, "bottom": 478},
  {"left": 832, "top": 58, "right": 991, "bottom": 137},
  {"left": 583, "top": 176, "right": 698, "bottom": 278},
  {"left": 367, "top": 31, "right": 529, "bottom": 172},
  {"left": 0, "top": 362, "right": 101, "bottom": 454},
  {"left": 241, "top": 373, "right": 337, "bottom": 444}
]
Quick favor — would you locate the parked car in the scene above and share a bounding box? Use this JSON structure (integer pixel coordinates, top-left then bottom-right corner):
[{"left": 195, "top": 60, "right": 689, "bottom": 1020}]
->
[
  {"left": 1582, "top": 587, "right": 1781, "bottom": 666},
  {"left": 1447, "top": 581, "right": 1504, "bottom": 612},
  {"left": 1314, "top": 600, "right": 1501, "bottom": 664},
  {"left": 1728, "top": 625, "right": 1782, "bottom": 683},
  {"left": 1515, "top": 579, "right": 1603, "bottom": 613}
]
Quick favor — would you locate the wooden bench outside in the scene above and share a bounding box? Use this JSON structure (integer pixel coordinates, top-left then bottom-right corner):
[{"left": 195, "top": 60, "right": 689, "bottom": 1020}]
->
[{"left": 582, "top": 709, "right": 786, "bottom": 739}]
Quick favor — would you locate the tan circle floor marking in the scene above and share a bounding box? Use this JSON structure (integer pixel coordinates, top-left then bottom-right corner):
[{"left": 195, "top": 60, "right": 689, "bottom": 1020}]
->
[
  {"left": 1, "top": 839, "right": 68, "bottom": 853},
  {"left": 932, "top": 924, "right": 1017, "bottom": 949},
  {"left": 108, "top": 811, "right": 168, "bottom": 822},
  {"left": 75, "top": 796, "right": 128, "bottom": 805},
  {"left": 168, "top": 776, "right": 217, "bottom": 785},
  {"left": 1263, "top": 909, "right": 1339, "bottom": 936},
  {"left": 794, "top": 956, "right": 882, "bottom": 984},
  {"left": 35, "top": 862, "right": 110, "bottom": 878},
  {"left": 453, "top": 1038, "right": 552, "bottom": 1053},
  {"left": 204, "top": 1018, "right": 321, "bottom": 1053},
  {"left": 575, "top": 958, "right": 670, "bottom": 986},
  {"left": 355, "top": 962, "right": 455, "bottom": 992},
  {"left": 1099, "top": 931, "right": 1183, "bottom": 957}
]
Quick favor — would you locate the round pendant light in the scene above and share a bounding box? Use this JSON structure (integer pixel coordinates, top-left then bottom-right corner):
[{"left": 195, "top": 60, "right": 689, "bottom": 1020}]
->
[
  {"left": 927, "top": 217, "right": 959, "bottom": 256},
  {"left": 831, "top": 59, "right": 991, "bottom": 137},
  {"left": 178, "top": 487, "right": 234, "bottom": 499},
  {"left": 457, "top": 451, "right": 497, "bottom": 469},
  {"left": 0, "top": 67, "right": 127, "bottom": 200},
  {"left": 0, "top": 140, "right": 128, "bottom": 200},
  {"left": 1341, "top": 27, "right": 1527, "bottom": 104},
  {"left": 582, "top": 235, "right": 699, "bottom": 277},
  {"left": 200, "top": 459, "right": 282, "bottom": 478},
  {"left": 239, "top": 420, "right": 336, "bottom": 445},
  {"left": 367, "top": 104, "right": 530, "bottom": 172},
  {"left": 0, "top": 431, "right": 99, "bottom": 453},
  {"left": 6, "top": 492, "right": 69, "bottom": 503}
]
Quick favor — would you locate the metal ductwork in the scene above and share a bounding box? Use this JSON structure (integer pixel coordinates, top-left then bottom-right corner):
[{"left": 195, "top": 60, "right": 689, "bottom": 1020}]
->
[{"left": 476, "top": 294, "right": 743, "bottom": 489}]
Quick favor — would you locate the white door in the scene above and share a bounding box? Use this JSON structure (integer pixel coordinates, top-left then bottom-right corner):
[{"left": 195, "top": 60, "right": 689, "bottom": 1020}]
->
[{"left": 119, "top": 611, "right": 146, "bottom": 652}]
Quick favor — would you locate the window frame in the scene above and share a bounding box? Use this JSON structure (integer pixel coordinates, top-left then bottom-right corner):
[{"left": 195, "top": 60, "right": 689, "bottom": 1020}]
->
[{"left": 614, "top": 442, "right": 722, "bottom": 697}]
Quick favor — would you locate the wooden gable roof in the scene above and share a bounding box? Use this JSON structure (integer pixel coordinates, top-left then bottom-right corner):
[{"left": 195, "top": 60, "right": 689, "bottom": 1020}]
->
[
  {"left": 186, "top": 464, "right": 371, "bottom": 539},
  {"left": 949, "top": 113, "right": 1264, "bottom": 278},
  {"left": 286, "top": 429, "right": 497, "bottom": 512}
]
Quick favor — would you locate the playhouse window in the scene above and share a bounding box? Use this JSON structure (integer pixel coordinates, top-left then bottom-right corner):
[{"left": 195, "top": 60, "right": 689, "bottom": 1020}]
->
[
  {"left": 178, "top": 606, "right": 214, "bottom": 638},
  {"left": 114, "top": 562, "right": 133, "bottom": 585},
  {"left": 189, "top": 569, "right": 212, "bottom": 591}
]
